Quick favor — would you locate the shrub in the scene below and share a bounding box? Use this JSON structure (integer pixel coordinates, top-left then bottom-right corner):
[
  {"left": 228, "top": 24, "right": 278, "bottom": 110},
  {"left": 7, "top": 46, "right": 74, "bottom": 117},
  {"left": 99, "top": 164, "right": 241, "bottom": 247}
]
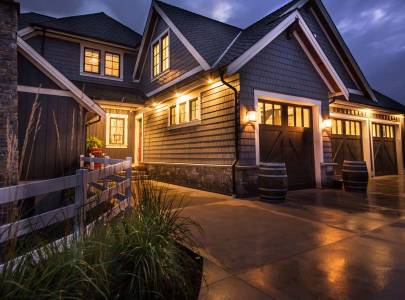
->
[
  {"left": 0, "top": 181, "right": 202, "bottom": 299},
  {"left": 86, "top": 136, "right": 103, "bottom": 151}
]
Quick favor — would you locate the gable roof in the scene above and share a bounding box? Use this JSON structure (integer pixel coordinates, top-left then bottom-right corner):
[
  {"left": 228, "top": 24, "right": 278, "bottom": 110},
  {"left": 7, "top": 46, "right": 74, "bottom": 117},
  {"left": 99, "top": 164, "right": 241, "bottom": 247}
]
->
[
  {"left": 154, "top": 0, "right": 241, "bottom": 66},
  {"left": 133, "top": 0, "right": 241, "bottom": 79},
  {"left": 347, "top": 90, "right": 405, "bottom": 113},
  {"left": 218, "top": 0, "right": 303, "bottom": 66},
  {"left": 17, "top": 36, "right": 105, "bottom": 117},
  {"left": 25, "top": 12, "right": 142, "bottom": 48},
  {"left": 19, "top": 12, "right": 56, "bottom": 30}
]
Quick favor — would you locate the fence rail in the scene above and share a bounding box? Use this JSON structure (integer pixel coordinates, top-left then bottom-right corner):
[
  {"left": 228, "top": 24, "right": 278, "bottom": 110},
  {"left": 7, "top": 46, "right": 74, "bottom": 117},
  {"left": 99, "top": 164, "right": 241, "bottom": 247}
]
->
[{"left": 0, "top": 156, "right": 132, "bottom": 244}]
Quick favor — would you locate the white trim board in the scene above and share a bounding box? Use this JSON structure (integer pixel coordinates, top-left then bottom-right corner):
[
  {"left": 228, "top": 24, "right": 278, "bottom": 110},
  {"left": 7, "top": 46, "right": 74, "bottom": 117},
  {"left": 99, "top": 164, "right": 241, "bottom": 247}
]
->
[
  {"left": 253, "top": 90, "right": 324, "bottom": 188},
  {"left": 17, "top": 37, "right": 105, "bottom": 117},
  {"left": 17, "top": 85, "right": 73, "bottom": 97},
  {"left": 146, "top": 66, "right": 203, "bottom": 97},
  {"left": 226, "top": 11, "right": 349, "bottom": 100}
]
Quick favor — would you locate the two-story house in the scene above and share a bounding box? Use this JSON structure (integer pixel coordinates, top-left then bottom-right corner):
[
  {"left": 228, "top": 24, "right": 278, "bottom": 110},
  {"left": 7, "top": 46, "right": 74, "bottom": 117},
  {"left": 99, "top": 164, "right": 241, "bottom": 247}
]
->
[{"left": 16, "top": 0, "right": 405, "bottom": 197}]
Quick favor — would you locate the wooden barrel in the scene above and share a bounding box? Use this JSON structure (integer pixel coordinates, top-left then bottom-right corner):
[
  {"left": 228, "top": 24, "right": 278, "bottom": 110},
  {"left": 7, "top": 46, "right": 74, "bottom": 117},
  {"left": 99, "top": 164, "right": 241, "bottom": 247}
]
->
[
  {"left": 342, "top": 160, "right": 368, "bottom": 193},
  {"left": 258, "top": 162, "right": 288, "bottom": 203}
]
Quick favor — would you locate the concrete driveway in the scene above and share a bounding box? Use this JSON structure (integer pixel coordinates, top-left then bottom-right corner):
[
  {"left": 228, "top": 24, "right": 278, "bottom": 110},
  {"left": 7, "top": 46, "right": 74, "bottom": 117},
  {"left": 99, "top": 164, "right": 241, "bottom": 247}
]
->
[{"left": 166, "top": 175, "right": 405, "bottom": 299}]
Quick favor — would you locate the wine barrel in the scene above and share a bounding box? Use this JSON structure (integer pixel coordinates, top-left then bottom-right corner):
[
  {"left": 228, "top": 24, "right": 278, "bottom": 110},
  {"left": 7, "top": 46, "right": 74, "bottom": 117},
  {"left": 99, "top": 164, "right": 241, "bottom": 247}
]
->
[
  {"left": 342, "top": 160, "right": 368, "bottom": 193},
  {"left": 258, "top": 162, "right": 288, "bottom": 203}
]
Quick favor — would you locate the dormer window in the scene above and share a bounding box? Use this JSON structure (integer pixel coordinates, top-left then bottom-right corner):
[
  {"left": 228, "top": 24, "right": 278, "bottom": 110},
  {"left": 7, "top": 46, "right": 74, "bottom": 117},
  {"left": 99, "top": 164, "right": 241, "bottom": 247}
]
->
[{"left": 152, "top": 32, "right": 170, "bottom": 78}]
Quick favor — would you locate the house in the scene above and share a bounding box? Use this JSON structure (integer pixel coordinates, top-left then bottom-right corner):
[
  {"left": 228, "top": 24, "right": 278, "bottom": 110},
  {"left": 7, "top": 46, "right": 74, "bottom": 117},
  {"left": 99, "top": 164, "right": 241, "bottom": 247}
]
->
[{"left": 12, "top": 0, "right": 405, "bottom": 196}]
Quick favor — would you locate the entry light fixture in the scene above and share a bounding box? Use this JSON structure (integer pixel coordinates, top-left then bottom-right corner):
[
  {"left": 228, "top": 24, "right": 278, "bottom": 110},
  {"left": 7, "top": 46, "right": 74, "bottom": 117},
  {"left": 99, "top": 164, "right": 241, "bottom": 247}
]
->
[
  {"left": 246, "top": 109, "right": 257, "bottom": 123},
  {"left": 322, "top": 118, "right": 332, "bottom": 129}
]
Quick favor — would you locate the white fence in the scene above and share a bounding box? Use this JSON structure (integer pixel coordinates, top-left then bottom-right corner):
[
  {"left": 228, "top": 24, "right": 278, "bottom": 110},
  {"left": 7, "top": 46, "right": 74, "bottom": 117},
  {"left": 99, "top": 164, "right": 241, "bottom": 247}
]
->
[{"left": 0, "top": 156, "right": 132, "bottom": 244}]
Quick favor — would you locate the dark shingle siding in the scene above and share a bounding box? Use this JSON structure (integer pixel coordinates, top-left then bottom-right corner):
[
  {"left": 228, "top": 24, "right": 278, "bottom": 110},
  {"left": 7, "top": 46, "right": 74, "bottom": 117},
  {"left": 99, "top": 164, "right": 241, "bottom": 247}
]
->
[
  {"left": 238, "top": 32, "right": 330, "bottom": 165},
  {"left": 155, "top": 0, "right": 241, "bottom": 66},
  {"left": 140, "top": 16, "right": 200, "bottom": 94},
  {"left": 299, "top": 7, "right": 357, "bottom": 90}
]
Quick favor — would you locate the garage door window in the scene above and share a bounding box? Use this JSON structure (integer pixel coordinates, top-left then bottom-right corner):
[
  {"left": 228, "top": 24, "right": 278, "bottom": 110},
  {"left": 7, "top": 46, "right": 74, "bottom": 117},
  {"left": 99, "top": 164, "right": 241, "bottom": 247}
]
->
[
  {"left": 259, "top": 102, "right": 282, "bottom": 125},
  {"left": 288, "top": 106, "right": 311, "bottom": 128},
  {"left": 332, "top": 119, "right": 361, "bottom": 136},
  {"left": 373, "top": 124, "right": 394, "bottom": 139}
]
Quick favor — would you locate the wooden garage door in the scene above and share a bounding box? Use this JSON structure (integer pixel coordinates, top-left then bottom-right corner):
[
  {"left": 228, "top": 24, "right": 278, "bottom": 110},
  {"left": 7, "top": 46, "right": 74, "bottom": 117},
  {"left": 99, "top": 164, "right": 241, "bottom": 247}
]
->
[
  {"left": 331, "top": 119, "right": 363, "bottom": 175},
  {"left": 372, "top": 123, "right": 397, "bottom": 176},
  {"left": 259, "top": 101, "right": 315, "bottom": 190}
]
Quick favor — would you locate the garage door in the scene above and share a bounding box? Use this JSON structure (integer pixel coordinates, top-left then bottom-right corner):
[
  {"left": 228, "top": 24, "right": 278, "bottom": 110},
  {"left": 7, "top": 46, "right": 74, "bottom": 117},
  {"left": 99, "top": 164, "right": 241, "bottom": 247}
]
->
[
  {"left": 372, "top": 123, "right": 397, "bottom": 176},
  {"left": 259, "top": 101, "right": 315, "bottom": 190},
  {"left": 331, "top": 119, "right": 363, "bottom": 175}
]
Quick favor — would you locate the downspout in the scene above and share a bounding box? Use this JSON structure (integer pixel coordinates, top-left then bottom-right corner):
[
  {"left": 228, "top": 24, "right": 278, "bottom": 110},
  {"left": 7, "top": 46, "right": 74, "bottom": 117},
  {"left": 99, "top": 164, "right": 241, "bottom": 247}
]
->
[{"left": 220, "top": 70, "right": 239, "bottom": 197}]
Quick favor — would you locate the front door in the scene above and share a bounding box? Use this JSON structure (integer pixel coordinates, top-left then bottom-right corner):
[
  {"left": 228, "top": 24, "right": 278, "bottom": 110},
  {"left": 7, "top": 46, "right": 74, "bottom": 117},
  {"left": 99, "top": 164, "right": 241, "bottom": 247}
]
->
[
  {"left": 259, "top": 101, "right": 315, "bottom": 190},
  {"left": 331, "top": 119, "right": 363, "bottom": 175},
  {"left": 372, "top": 123, "right": 397, "bottom": 176}
]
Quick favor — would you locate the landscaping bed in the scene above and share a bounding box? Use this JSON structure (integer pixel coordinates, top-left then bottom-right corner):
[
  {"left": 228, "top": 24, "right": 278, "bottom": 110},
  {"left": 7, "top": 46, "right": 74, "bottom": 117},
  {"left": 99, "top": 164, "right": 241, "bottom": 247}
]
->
[{"left": 0, "top": 181, "right": 203, "bottom": 299}]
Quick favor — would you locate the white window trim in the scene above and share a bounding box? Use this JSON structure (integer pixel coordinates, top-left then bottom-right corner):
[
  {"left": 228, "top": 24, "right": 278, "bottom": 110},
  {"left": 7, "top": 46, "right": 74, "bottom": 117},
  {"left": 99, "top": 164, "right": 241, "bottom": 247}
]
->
[
  {"left": 167, "top": 96, "right": 201, "bottom": 129},
  {"left": 80, "top": 43, "right": 124, "bottom": 82},
  {"left": 135, "top": 114, "right": 144, "bottom": 165},
  {"left": 150, "top": 29, "right": 171, "bottom": 81},
  {"left": 106, "top": 113, "right": 129, "bottom": 149}
]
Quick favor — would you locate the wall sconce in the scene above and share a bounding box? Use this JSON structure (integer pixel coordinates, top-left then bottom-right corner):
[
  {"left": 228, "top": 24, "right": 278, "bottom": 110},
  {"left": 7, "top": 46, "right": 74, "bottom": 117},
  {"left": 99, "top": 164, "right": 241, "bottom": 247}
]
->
[
  {"left": 246, "top": 109, "right": 257, "bottom": 123},
  {"left": 322, "top": 118, "right": 332, "bottom": 129}
]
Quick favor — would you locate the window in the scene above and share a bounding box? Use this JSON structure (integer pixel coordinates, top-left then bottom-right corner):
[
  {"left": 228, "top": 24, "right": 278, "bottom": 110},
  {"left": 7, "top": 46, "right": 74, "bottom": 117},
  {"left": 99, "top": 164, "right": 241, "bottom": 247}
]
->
[
  {"left": 82, "top": 45, "right": 122, "bottom": 80},
  {"left": 106, "top": 113, "right": 128, "bottom": 148},
  {"left": 169, "top": 106, "right": 176, "bottom": 126},
  {"left": 332, "top": 119, "right": 343, "bottom": 135},
  {"left": 179, "top": 102, "right": 186, "bottom": 123},
  {"left": 374, "top": 124, "right": 395, "bottom": 139},
  {"left": 190, "top": 98, "right": 198, "bottom": 121},
  {"left": 84, "top": 48, "right": 100, "bottom": 74},
  {"left": 105, "top": 52, "right": 120, "bottom": 77},
  {"left": 152, "top": 32, "right": 170, "bottom": 78},
  {"left": 259, "top": 102, "right": 281, "bottom": 125},
  {"left": 287, "top": 106, "right": 311, "bottom": 128},
  {"left": 168, "top": 97, "right": 200, "bottom": 127}
]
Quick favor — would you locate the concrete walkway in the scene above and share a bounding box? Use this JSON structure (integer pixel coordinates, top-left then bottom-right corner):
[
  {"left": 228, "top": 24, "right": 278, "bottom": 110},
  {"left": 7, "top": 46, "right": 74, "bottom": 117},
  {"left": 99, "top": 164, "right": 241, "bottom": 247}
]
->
[{"left": 164, "top": 176, "right": 405, "bottom": 299}]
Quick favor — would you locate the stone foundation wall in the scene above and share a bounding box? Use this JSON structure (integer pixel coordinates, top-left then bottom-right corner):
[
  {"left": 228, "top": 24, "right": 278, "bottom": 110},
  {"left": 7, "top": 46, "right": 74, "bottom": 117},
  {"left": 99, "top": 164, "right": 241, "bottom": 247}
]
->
[
  {"left": 235, "top": 165, "right": 259, "bottom": 197},
  {"left": 145, "top": 163, "right": 233, "bottom": 195},
  {"left": 0, "top": 0, "right": 19, "bottom": 224}
]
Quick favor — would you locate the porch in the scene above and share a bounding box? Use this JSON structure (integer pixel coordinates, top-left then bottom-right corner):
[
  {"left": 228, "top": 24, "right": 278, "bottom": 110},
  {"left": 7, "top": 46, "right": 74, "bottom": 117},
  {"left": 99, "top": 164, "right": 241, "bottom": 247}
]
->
[{"left": 166, "top": 176, "right": 405, "bottom": 299}]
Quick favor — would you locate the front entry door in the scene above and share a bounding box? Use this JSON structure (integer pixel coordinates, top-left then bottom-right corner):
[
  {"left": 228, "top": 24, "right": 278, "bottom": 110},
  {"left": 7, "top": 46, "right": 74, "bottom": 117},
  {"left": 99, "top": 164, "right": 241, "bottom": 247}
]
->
[
  {"left": 372, "top": 123, "right": 397, "bottom": 176},
  {"left": 259, "top": 101, "right": 315, "bottom": 190},
  {"left": 331, "top": 119, "right": 363, "bottom": 175}
]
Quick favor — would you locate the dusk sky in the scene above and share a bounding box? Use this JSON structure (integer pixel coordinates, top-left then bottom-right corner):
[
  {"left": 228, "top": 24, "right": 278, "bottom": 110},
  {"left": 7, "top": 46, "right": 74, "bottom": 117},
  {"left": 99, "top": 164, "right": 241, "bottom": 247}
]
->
[{"left": 19, "top": 0, "right": 405, "bottom": 103}]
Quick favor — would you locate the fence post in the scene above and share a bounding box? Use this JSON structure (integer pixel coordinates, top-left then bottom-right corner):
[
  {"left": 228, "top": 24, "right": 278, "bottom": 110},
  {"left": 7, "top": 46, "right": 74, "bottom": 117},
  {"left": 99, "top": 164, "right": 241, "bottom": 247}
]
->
[
  {"left": 125, "top": 157, "right": 132, "bottom": 204},
  {"left": 74, "top": 168, "right": 88, "bottom": 236},
  {"left": 103, "top": 156, "right": 110, "bottom": 189},
  {"left": 80, "top": 154, "right": 84, "bottom": 168},
  {"left": 90, "top": 154, "right": 95, "bottom": 170}
]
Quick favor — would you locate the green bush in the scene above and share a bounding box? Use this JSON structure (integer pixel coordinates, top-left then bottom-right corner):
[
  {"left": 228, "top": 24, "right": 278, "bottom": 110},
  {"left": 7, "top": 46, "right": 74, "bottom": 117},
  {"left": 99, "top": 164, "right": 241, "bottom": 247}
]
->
[
  {"left": 86, "top": 136, "right": 103, "bottom": 150},
  {"left": 0, "top": 181, "right": 202, "bottom": 299}
]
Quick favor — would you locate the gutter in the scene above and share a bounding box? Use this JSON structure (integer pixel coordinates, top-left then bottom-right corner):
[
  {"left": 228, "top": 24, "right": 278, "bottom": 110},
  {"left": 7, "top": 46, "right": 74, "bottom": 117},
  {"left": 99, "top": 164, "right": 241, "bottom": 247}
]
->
[{"left": 220, "top": 71, "right": 239, "bottom": 198}]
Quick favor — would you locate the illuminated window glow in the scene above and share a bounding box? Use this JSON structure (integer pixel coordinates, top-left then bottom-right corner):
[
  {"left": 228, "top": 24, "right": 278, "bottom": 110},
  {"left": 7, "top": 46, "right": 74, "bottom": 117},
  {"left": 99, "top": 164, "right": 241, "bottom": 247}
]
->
[
  {"left": 105, "top": 52, "right": 120, "bottom": 78},
  {"left": 84, "top": 48, "right": 100, "bottom": 74},
  {"left": 152, "top": 33, "right": 170, "bottom": 78}
]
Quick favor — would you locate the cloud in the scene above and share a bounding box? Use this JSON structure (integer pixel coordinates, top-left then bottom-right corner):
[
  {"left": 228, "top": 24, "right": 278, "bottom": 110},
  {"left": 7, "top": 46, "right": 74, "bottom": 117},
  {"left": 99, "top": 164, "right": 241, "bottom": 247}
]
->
[{"left": 212, "top": 1, "right": 234, "bottom": 23}]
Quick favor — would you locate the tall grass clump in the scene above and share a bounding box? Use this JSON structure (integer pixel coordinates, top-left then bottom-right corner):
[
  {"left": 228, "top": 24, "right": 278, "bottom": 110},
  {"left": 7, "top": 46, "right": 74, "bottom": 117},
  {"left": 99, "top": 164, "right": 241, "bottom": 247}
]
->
[{"left": 0, "top": 180, "right": 202, "bottom": 299}]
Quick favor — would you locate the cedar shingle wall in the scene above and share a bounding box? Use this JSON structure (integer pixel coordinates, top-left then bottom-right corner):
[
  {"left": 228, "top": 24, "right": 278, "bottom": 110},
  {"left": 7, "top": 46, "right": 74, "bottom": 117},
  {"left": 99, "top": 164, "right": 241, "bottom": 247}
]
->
[
  {"left": 143, "top": 77, "right": 239, "bottom": 165},
  {"left": 140, "top": 16, "right": 200, "bottom": 94}
]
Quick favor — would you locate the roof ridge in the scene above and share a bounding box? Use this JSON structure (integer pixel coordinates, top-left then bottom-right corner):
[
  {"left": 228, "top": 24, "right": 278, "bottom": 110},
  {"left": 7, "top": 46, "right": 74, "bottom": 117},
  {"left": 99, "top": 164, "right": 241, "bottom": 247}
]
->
[
  {"left": 21, "top": 12, "right": 57, "bottom": 19},
  {"left": 154, "top": 0, "right": 242, "bottom": 30}
]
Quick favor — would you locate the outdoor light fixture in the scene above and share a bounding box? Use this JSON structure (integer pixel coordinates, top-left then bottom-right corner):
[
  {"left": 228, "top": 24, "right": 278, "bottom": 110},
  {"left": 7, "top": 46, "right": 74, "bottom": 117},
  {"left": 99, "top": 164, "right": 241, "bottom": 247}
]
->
[
  {"left": 246, "top": 109, "right": 257, "bottom": 123},
  {"left": 322, "top": 118, "right": 332, "bottom": 129}
]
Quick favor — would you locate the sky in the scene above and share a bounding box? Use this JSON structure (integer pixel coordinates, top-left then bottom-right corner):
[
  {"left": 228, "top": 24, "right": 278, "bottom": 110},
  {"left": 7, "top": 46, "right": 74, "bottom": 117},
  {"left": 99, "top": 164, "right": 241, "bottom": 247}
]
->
[{"left": 19, "top": 0, "right": 405, "bottom": 103}]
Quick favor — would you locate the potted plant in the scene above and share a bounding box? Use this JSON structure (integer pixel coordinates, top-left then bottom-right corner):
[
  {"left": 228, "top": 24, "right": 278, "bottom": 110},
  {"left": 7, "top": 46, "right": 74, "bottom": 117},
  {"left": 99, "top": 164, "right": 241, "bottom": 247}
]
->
[{"left": 86, "top": 136, "right": 103, "bottom": 157}]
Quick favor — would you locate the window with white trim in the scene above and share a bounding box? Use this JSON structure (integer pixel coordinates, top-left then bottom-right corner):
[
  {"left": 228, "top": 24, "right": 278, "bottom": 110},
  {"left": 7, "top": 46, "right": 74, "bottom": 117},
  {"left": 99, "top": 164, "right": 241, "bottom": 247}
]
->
[
  {"left": 81, "top": 45, "right": 123, "bottom": 81},
  {"left": 168, "top": 97, "right": 201, "bottom": 127},
  {"left": 106, "top": 113, "right": 128, "bottom": 148},
  {"left": 152, "top": 32, "right": 170, "bottom": 78}
]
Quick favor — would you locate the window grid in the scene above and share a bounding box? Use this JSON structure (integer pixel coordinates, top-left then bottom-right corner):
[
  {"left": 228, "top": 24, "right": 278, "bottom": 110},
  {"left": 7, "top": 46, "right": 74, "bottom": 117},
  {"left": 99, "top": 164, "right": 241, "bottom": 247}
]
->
[
  {"left": 373, "top": 124, "right": 395, "bottom": 139},
  {"left": 259, "top": 102, "right": 281, "bottom": 126},
  {"left": 109, "top": 117, "right": 125, "bottom": 145},
  {"left": 84, "top": 48, "right": 100, "bottom": 74},
  {"left": 287, "top": 106, "right": 311, "bottom": 128},
  {"left": 179, "top": 102, "right": 186, "bottom": 123},
  {"left": 162, "top": 34, "right": 169, "bottom": 72},
  {"left": 190, "top": 98, "right": 198, "bottom": 121},
  {"left": 169, "top": 106, "right": 176, "bottom": 126},
  {"left": 105, "top": 52, "right": 120, "bottom": 78},
  {"left": 152, "top": 42, "right": 161, "bottom": 77}
]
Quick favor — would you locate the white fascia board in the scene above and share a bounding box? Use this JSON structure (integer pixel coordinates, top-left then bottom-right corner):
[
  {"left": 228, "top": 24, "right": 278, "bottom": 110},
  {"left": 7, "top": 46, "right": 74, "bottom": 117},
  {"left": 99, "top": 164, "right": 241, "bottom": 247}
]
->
[
  {"left": 226, "top": 11, "right": 300, "bottom": 75},
  {"left": 226, "top": 10, "right": 349, "bottom": 100},
  {"left": 17, "top": 36, "right": 105, "bottom": 117},
  {"left": 153, "top": 2, "right": 211, "bottom": 71}
]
